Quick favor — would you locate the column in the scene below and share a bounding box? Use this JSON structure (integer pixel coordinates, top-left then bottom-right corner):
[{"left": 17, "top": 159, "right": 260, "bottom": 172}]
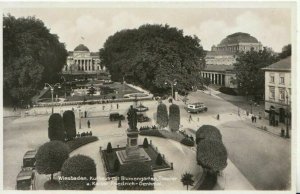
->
[{"left": 212, "top": 74, "right": 214, "bottom": 84}]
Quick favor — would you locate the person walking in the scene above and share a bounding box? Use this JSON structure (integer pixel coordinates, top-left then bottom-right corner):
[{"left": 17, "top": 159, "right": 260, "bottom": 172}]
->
[
  {"left": 84, "top": 110, "right": 87, "bottom": 118},
  {"left": 217, "top": 114, "right": 220, "bottom": 120},
  {"left": 189, "top": 115, "right": 192, "bottom": 122},
  {"left": 117, "top": 103, "right": 119, "bottom": 109},
  {"left": 102, "top": 105, "right": 105, "bottom": 110},
  {"left": 87, "top": 120, "right": 91, "bottom": 128}
]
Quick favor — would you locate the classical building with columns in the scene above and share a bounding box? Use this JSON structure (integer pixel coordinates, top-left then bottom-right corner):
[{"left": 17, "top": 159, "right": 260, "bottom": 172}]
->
[
  {"left": 202, "top": 32, "right": 263, "bottom": 88},
  {"left": 62, "top": 44, "right": 107, "bottom": 79}
]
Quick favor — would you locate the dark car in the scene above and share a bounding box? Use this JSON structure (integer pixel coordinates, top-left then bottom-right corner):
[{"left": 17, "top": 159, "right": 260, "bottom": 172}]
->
[
  {"left": 109, "top": 113, "right": 125, "bottom": 121},
  {"left": 16, "top": 169, "right": 35, "bottom": 190},
  {"left": 22, "top": 150, "right": 37, "bottom": 169},
  {"left": 137, "top": 114, "right": 150, "bottom": 122}
]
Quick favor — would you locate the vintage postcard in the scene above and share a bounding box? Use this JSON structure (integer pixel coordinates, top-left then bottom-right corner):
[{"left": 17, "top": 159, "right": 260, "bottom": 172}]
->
[{"left": 1, "top": 1, "right": 298, "bottom": 193}]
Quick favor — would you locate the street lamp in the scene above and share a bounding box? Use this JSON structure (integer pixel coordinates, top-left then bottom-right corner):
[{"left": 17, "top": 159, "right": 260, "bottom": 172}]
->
[
  {"left": 44, "top": 83, "right": 61, "bottom": 114},
  {"left": 60, "top": 76, "right": 67, "bottom": 99},
  {"left": 78, "top": 109, "right": 82, "bottom": 129},
  {"left": 165, "top": 79, "right": 177, "bottom": 99}
]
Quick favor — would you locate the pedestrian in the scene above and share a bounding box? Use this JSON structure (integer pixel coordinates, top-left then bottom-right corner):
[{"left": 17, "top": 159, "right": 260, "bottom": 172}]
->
[
  {"left": 103, "top": 105, "right": 105, "bottom": 110},
  {"left": 254, "top": 116, "right": 257, "bottom": 123},
  {"left": 217, "top": 114, "right": 220, "bottom": 120},
  {"left": 197, "top": 117, "right": 199, "bottom": 122},
  {"left": 118, "top": 120, "right": 122, "bottom": 128},
  {"left": 189, "top": 115, "right": 192, "bottom": 122},
  {"left": 251, "top": 116, "right": 253, "bottom": 123},
  {"left": 84, "top": 110, "right": 87, "bottom": 118},
  {"left": 117, "top": 103, "right": 119, "bottom": 109},
  {"left": 87, "top": 120, "right": 91, "bottom": 128}
]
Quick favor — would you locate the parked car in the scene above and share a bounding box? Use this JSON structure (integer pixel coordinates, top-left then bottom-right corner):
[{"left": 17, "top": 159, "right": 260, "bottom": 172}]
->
[
  {"left": 137, "top": 114, "right": 150, "bottom": 122},
  {"left": 16, "top": 169, "right": 35, "bottom": 190},
  {"left": 109, "top": 113, "right": 125, "bottom": 121},
  {"left": 185, "top": 102, "right": 207, "bottom": 113},
  {"left": 22, "top": 150, "right": 37, "bottom": 170}
]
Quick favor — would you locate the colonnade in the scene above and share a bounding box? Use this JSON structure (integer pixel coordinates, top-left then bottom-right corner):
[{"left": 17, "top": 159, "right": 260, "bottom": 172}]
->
[
  {"left": 75, "top": 59, "right": 99, "bottom": 71},
  {"left": 202, "top": 72, "right": 225, "bottom": 86}
]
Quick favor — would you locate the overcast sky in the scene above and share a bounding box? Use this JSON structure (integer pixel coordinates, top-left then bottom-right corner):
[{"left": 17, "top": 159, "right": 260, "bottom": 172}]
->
[{"left": 5, "top": 6, "right": 292, "bottom": 52}]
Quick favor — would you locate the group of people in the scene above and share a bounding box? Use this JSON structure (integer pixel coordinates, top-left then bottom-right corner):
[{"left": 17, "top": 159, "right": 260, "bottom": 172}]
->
[
  {"left": 251, "top": 115, "right": 257, "bottom": 123},
  {"left": 77, "top": 131, "right": 93, "bottom": 137}
]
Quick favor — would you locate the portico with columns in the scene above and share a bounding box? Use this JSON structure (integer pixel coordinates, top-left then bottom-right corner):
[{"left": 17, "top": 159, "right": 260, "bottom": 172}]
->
[{"left": 201, "top": 65, "right": 237, "bottom": 88}]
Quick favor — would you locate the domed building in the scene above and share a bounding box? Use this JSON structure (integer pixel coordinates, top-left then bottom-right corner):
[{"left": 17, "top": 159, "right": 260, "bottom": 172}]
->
[
  {"left": 202, "top": 32, "right": 263, "bottom": 88},
  {"left": 62, "top": 44, "right": 106, "bottom": 78}
]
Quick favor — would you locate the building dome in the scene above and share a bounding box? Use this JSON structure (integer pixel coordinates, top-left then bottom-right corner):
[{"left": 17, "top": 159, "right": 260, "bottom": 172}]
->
[
  {"left": 219, "top": 32, "right": 259, "bottom": 46},
  {"left": 74, "top": 44, "right": 89, "bottom": 52}
]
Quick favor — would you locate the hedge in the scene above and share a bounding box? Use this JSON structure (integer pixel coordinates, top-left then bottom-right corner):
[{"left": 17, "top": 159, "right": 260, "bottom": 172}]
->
[
  {"left": 66, "top": 136, "right": 98, "bottom": 152},
  {"left": 180, "top": 137, "right": 195, "bottom": 146},
  {"left": 139, "top": 129, "right": 166, "bottom": 138}
]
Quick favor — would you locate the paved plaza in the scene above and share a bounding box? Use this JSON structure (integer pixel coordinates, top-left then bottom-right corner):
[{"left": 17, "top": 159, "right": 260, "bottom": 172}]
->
[{"left": 3, "top": 89, "right": 291, "bottom": 190}]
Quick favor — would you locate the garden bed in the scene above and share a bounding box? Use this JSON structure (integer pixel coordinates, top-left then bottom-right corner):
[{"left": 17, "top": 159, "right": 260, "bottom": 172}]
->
[
  {"left": 66, "top": 136, "right": 98, "bottom": 152},
  {"left": 100, "top": 145, "right": 170, "bottom": 177}
]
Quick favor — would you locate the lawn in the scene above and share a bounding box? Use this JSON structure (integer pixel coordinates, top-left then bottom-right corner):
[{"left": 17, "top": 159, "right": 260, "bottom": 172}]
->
[{"left": 101, "top": 145, "right": 171, "bottom": 177}]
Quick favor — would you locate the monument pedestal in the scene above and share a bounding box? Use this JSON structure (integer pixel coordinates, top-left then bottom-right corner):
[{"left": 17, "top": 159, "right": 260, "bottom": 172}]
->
[{"left": 116, "top": 129, "right": 151, "bottom": 165}]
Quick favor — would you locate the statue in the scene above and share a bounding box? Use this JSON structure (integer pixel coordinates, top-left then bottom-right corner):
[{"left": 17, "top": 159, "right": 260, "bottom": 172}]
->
[{"left": 127, "top": 105, "right": 138, "bottom": 131}]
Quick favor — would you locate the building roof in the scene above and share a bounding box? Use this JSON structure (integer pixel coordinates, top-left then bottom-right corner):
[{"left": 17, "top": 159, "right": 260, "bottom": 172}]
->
[
  {"left": 204, "top": 64, "right": 234, "bottom": 72},
  {"left": 262, "top": 56, "right": 291, "bottom": 71},
  {"left": 206, "top": 50, "right": 236, "bottom": 57},
  {"left": 219, "top": 32, "right": 259, "bottom": 46},
  {"left": 74, "top": 44, "right": 89, "bottom": 52}
]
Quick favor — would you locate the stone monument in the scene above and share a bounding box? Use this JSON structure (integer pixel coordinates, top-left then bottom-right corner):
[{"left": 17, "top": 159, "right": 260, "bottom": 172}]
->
[{"left": 116, "top": 105, "right": 151, "bottom": 165}]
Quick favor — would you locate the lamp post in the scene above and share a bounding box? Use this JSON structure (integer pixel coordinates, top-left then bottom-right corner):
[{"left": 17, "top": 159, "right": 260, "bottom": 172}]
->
[
  {"left": 44, "top": 83, "right": 61, "bottom": 114},
  {"left": 60, "top": 76, "right": 67, "bottom": 99},
  {"left": 79, "top": 109, "right": 82, "bottom": 129},
  {"left": 165, "top": 79, "right": 177, "bottom": 99}
]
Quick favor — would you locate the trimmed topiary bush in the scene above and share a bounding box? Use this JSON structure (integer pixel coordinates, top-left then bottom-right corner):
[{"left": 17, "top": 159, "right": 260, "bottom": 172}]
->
[
  {"left": 60, "top": 155, "right": 97, "bottom": 190},
  {"left": 117, "top": 162, "right": 154, "bottom": 190},
  {"left": 180, "top": 137, "right": 195, "bottom": 147},
  {"left": 139, "top": 129, "right": 166, "bottom": 138},
  {"left": 169, "top": 104, "right": 180, "bottom": 132},
  {"left": 48, "top": 113, "right": 65, "bottom": 141},
  {"left": 156, "top": 153, "right": 163, "bottom": 165},
  {"left": 107, "top": 142, "right": 113, "bottom": 153},
  {"left": 143, "top": 138, "right": 149, "bottom": 148},
  {"left": 157, "top": 103, "right": 168, "bottom": 128},
  {"left": 36, "top": 141, "right": 69, "bottom": 181},
  {"left": 63, "top": 110, "right": 76, "bottom": 140},
  {"left": 196, "top": 125, "right": 222, "bottom": 144},
  {"left": 196, "top": 139, "right": 227, "bottom": 173}
]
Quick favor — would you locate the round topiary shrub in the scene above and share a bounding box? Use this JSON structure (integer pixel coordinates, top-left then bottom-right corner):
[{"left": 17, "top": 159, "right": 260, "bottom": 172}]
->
[
  {"left": 196, "top": 125, "right": 222, "bottom": 144},
  {"left": 117, "top": 162, "right": 154, "bottom": 190},
  {"left": 48, "top": 113, "right": 65, "bottom": 141},
  {"left": 169, "top": 104, "right": 180, "bottom": 132},
  {"left": 63, "top": 110, "right": 76, "bottom": 141},
  {"left": 60, "top": 154, "right": 97, "bottom": 190},
  {"left": 36, "top": 141, "right": 70, "bottom": 181},
  {"left": 180, "top": 137, "right": 195, "bottom": 146},
  {"left": 196, "top": 139, "right": 227, "bottom": 173},
  {"left": 157, "top": 103, "right": 168, "bottom": 128}
]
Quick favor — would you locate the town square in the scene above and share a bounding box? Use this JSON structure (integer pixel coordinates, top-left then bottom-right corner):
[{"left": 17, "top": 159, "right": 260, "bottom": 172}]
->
[{"left": 2, "top": 2, "right": 295, "bottom": 192}]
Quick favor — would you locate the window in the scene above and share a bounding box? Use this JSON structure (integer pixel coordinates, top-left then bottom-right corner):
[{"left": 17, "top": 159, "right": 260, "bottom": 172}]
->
[
  {"left": 279, "top": 76, "right": 285, "bottom": 84},
  {"left": 269, "top": 87, "right": 275, "bottom": 99},
  {"left": 270, "top": 75, "right": 275, "bottom": 83},
  {"left": 279, "top": 89, "right": 285, "bottom": 101}
]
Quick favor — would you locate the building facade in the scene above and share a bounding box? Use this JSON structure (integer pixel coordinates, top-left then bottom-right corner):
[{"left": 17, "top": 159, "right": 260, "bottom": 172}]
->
[
  {"left": 262, "top": 57, "right": 291, "bottom": 125},
  {"left": 62, "top": 44, "right": 105, "bottom": 75},
  {"left": 203, "top": 32, "right": 263, "bottom": 88}
]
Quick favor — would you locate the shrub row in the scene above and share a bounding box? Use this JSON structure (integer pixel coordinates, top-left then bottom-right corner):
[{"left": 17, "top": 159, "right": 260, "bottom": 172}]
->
[
  {"left": 66, "top": 136, "right": 99, "bottom": 152},
  {"left": 180, "top": 137, "right": 195, "bottom": 146},
  {"left": 139, "top": 129, "right": 166, "bottom": 138}
]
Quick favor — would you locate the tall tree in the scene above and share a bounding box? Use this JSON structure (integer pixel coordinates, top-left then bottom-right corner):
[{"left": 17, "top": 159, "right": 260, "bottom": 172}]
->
[
  {"left": 233, "top": 48, "right": 277, "bottom": 99},
  {"left": 100, "top": 24, "right": 206, "bottom": 95},
  {"left": 3, "top": 14, "right": 68, "bottom": 106},
  {"left": 278, "top": 44, "right": 291, "bottom": 59},
  {"left": 63, "top": 110, "right": 76, "bottom": 140}
]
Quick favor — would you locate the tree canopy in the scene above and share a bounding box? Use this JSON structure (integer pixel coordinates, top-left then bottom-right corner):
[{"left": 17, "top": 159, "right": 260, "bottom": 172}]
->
[
  {"left": 3, "top": 14, "right": 68, "bottom": 106},
  {"left": 278, "top": 44, "right": 291, "bottom": 59},
  {"left": 233, "top": 48, "right": 277, "bottom": 99},
  {"left": 100, "top": 24, "right": 206, "bottom": 95}
]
